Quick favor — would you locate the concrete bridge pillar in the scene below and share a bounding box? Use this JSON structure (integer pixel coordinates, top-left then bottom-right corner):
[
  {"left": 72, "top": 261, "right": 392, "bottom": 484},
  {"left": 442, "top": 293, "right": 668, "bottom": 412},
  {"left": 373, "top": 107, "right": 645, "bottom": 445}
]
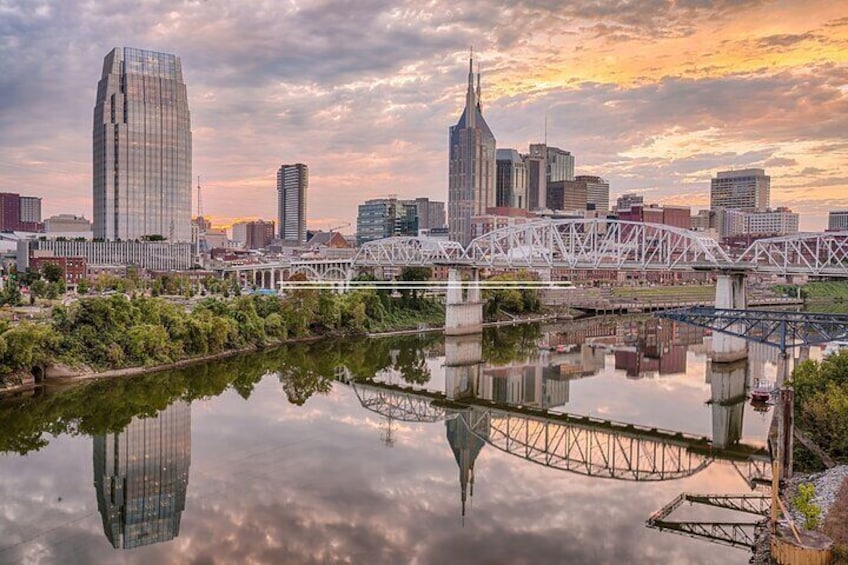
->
[
  {"left": 711, "top": 272, "right": 748, "bottom": 363},
  {"left": 707, "top": 358, "right": 748, "bottom": 449},
  {"left": 444, "top": 334, "right": 483, "bottom": 401},
  {"left": 445, "top": 267, "right": 483, "bottom": 336}
]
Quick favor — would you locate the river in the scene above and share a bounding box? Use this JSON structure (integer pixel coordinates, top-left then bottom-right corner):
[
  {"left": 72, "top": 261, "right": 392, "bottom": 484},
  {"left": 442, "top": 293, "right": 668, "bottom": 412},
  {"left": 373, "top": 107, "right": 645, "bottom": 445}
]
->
[{"left": 0, "top": 316, "right": 819, "bottom": 564}]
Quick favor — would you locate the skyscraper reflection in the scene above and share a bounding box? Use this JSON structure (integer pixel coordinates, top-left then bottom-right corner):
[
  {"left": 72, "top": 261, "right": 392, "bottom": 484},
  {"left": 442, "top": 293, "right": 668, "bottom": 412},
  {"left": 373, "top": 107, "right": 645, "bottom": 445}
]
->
[{"left": 93, "top": 401, "right": 191, "bottom": 549}]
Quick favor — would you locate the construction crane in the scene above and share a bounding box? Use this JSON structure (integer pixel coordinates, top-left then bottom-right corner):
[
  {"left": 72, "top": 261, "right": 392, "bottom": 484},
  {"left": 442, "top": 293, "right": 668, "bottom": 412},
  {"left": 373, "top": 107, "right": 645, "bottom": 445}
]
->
[{"left": 327, "top": 222, "right": 350, "bottom": 232}]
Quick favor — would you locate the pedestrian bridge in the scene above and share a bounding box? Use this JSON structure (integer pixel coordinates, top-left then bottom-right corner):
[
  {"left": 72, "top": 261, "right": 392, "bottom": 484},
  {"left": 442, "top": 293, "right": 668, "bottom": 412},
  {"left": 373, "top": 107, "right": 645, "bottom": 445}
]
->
[{"left": 353, "top": 219, "right": 848, "bottom": 277}]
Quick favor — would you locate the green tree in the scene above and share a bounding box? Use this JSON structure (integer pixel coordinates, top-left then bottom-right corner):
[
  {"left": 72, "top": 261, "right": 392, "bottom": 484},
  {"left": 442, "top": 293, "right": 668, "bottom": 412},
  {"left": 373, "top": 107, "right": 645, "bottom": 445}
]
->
[
  {"left": 41, "top": 263, "right": 64, "bottom": 284},
  {"left": 77, "top": 279, "right": 90, "bottom": 295}
]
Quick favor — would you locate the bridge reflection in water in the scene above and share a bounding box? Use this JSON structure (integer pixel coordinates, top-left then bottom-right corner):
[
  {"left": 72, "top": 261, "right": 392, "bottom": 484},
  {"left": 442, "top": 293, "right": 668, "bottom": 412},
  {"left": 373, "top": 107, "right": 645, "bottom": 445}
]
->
[{"left": 335, "top": 327, "right": 774, "bottom": 523}]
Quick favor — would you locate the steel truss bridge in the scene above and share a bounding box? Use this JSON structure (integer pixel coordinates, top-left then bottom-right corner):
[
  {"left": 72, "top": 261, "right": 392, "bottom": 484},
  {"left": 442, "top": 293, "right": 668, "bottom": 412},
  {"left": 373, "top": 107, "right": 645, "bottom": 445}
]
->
[
  {"left": 339, "top": 376, "right": 771, "bottom": 484},
  {"left": 658, "top": 307, "right": 848, "bottom": 350},
  {"left": 647, "top": 493, "right": 771, "bottom": 550},
  {"left": 351, "top": 220, "right": 848, "bottom": 277}
]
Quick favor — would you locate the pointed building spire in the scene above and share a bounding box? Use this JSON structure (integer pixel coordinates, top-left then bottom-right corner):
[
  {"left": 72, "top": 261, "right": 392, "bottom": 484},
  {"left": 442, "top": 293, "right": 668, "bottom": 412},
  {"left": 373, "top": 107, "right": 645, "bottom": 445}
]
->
[
  {"left": 466, "top": 47, "right": 476, "bottom": 128},
  {"left": 476, "top": 63, "right": 482, "bottom": 112}
]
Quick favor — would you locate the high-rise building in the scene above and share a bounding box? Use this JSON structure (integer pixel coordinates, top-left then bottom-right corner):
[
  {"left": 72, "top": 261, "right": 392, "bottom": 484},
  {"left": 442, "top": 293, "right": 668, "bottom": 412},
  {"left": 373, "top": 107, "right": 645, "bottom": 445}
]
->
[
  {"left": 20, "top": 196, "right": 41, "bottom": 224},
  {"left": 93, "top": 401, "right": 191, "bottom": 549},
  {"left": 0, "top": 192, "right": 42, "bottom": 231},
  {"left": 356, "top": 197, "right": 420, "bottom": 245},
  {"left": 829, "top": 211, "right": 848, "bottom": 231},
  {"left": 525, "top": 146, "right": 546, "bottom": 211},
  {"left": 414, "top": 198, "right": 446, "bottom": 231},
  {"left": 547, "top": 176, "right": 609, "bottom": 212},
  {"left": 277, "top": 163, "right": 308, "bottom": 245},
  {"left": 525, "top": 144, "right": 575, "bottom": 211},
  {"left": 448, "top": 55, "right": 496, "bottom": 245},
  {"left": 710, "top": 169, "right": 770, "bottom": 212},
  {"left": 616, "top": 193, "right": 644, "bottom": 213},
  {"left": 580, "top": 175, "right": 610, "bottom": 213},
  {"left": 744, "top": 207, "right": 799, "bottom": 236},
  {"left": 93, "top": 47, "right": 192, "bottom": 242},
  {"left": 495, "top": 149, "right": 528, "bottom": 209},
  {"left": 232, "top": 219, "right": 275, "bottom": 249},
  {"left": 543, "top": 146, "right": 575, "bottom": 184}
]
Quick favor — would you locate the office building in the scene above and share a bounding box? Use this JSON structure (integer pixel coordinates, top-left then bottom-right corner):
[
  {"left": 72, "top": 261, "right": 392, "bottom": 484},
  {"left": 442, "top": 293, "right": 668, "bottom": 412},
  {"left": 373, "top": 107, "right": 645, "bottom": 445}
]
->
[
  {"left": 524, "top": 144, "right": 574, "bottom": 211},
  {"left": 93, "top": 47, "right": 192, "bottom": 242},
  {"left": 525, "top": 146, "right": 546, "bottom": 211},
  {"left": 745, "top": 207, "right": 799, "bottom": 236},
  {"left": 829, "top": 211, "right": 848, "bottom": 231},
  {"left": 616, "top": 194, "right": 644, "bottom": 213},
  {"left": 690, "top": 209, "right": 715, "bottom": 231},
  {"left": 496, "top": 149, "right": 528, "bottom": 209},
  {"left": 17, "top": 239, "right": 193, "bottom": 272},
  {"left": 20, "top": 197, "right": 41, "bottom": 224},
  {"left": 618, "top": 203, "right": 691, "bottom": 229},
  {"left": 581, "top": 176, "right": 610, "bottom": 213},
  {"left": 448, "top": 55, "right": 496, "bottom": 245},
  {"left": 44, "top": 214, "right": 92, "bottom": 233},
  {"left": 94, "top": 401, "right": 191, "bottom": 549},
  {"left": 710, "top": 168, "right": 770, "bottom": 212},
  {"left": 547, "top": 176, "right": 609, "bottom": 213},
  {"left": 232, "top": 219, "right": 275, "bottom": 250},
  {"left": 471, "top": 207, "right": 534, "bottom": 239},
  {"left": 277, "top": 163, "right": 308, "bottom": 245},
  {"left": 356, "top": 197, "right": 419, "bottom": 245},
  {"left": 413, "top": 198, "right": 446, "bottom": 231},
  {"left": 0, "top": 192, "right": 43, "bottom": 232}
]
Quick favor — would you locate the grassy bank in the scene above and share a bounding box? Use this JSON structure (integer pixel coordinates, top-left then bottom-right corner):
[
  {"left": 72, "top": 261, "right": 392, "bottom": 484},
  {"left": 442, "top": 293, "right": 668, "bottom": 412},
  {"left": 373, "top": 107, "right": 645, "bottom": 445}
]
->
[{"left": 776, "top": 281, "right": 848, "bottom": 301}]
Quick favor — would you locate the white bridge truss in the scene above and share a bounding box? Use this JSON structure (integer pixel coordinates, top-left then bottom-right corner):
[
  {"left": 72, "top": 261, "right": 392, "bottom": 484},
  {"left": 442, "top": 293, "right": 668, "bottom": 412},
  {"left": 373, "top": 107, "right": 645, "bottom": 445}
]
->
[
  {"left": 464, "top": 219, "right": 732, "bottom": 271},
  {"left": 345, "top": 220, "right": 848, "bottom": 277},
  {"left": 353, "top": 237, "right": 465, "bottom": 267},
  {"left": 737, "top": 231, "right": 848, "bottom": 276}
]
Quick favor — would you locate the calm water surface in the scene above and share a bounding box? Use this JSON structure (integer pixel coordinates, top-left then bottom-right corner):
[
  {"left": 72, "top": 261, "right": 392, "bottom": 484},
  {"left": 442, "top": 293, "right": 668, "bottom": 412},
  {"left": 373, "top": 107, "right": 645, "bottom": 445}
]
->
[{"left": 0, "top": 316, "right": 813, "bottom": 564}]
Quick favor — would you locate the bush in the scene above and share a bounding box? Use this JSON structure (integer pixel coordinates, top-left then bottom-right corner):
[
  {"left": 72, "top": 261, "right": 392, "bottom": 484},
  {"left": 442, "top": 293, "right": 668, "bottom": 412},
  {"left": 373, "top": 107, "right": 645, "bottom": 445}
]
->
[{"left": 793, "top": 483, "right": 822, "bottom": 530}]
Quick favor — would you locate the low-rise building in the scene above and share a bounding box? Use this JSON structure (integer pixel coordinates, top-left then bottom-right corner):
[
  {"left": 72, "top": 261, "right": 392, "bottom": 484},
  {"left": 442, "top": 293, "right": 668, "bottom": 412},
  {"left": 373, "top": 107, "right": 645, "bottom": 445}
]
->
[
  {"left": 29, "top": 255, "right": 87, "bottom": 285},
  {"left": 828, "top": 211, "right": 848, "bottom": 232},
  {"left": 471, "top": 207, "right": 535, "bottom": 239},
  {"left": 17, "top": 239, "right": 193, "bottom": 272}
]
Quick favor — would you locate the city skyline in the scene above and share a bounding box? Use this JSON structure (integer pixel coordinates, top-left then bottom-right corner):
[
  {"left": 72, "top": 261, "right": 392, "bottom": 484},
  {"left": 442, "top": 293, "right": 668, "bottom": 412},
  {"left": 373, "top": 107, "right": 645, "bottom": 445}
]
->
[{"left": 1, "top": 1, "right": 846, "bottom": 231}]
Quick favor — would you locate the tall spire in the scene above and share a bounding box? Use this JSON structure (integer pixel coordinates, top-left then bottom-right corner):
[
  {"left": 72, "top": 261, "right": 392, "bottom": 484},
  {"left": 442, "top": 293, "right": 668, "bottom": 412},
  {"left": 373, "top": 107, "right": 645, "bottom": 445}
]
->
[
  {"left": 476, "top": 62, "right": 481, "bottom": 112},
  {"left": 466, "top": 47, "right": 476, "bottom": 128}
]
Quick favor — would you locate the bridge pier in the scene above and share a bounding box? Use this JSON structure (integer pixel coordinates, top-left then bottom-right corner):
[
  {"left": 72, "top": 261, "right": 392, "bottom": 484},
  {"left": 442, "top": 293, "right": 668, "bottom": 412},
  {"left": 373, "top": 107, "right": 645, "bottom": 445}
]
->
[
  {"left": 711, "top": 272, "right": 749, "bottom": 363},
  {"left": 444, "top": 334, "right": 483, "bottom": 401},
  {"left": 707, "top": 358, "right": 748, "bottom": 450},
  {"left": 445, "top": 267, "right": 483, "bottom": 336}
]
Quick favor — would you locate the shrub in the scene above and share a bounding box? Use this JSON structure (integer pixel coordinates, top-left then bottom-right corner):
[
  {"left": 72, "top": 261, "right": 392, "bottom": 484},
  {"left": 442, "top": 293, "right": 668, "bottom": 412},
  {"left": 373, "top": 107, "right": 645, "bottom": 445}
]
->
[{"left": 793, "top": 482, "right": 822, "bottom": 530}]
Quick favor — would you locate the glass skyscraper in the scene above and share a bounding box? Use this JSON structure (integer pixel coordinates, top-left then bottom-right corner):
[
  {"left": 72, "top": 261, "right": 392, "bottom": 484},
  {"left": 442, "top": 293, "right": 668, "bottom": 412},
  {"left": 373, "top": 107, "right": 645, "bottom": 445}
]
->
[
  {"left": 449, "top": 56, "right": 496, "bottom": 245},
  {"left": 93, "top": 47, "right": 192, "bottom": 242}
]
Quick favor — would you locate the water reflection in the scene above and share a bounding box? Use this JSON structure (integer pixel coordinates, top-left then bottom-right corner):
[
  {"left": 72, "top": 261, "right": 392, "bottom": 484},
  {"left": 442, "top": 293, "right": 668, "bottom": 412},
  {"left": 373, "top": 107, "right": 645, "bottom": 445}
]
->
[
  {"left": 0, "top": 316, "right": 816, "bottom": 563},
  {"left": 93, "top": 401, "right": 191, "bottom": 549}
]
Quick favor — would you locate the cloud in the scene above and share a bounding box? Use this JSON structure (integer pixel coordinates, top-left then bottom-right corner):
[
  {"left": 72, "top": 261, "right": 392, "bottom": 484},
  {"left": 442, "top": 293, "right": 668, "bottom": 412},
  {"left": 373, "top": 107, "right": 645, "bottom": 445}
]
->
[{"left": 0, "top": 0, "right": 845, "bottom": 230}]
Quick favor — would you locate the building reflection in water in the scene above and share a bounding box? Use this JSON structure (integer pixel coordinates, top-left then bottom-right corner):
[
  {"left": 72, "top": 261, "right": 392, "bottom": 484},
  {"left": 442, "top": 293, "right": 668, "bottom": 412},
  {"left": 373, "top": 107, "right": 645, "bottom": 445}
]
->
[{"left": 93, "top": 400, "right": 191, "bottom": 549}]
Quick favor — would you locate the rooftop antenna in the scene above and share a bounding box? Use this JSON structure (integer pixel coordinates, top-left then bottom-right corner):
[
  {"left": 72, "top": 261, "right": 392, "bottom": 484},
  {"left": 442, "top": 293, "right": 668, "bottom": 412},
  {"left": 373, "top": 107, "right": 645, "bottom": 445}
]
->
[{"left": 196, "top": 175, "right": 203, "bottom": 217}]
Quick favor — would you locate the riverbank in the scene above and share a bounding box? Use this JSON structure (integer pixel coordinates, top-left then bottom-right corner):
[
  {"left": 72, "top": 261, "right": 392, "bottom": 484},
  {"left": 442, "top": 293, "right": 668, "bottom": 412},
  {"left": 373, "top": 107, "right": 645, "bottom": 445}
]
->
[{"left": 0, "top": 292, "right": 450, "bottom": 397}]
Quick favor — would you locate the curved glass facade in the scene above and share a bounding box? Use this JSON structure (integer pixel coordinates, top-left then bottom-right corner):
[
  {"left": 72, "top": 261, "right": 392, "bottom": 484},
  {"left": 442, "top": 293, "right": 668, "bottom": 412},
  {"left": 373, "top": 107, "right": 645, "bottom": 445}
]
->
[{"left": 93, "top": 47, "right": 192, "bottom": 242}]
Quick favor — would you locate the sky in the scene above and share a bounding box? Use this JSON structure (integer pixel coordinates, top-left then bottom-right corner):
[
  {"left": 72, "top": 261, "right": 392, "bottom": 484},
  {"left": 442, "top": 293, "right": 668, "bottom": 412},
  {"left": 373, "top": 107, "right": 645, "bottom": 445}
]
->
[{"left": 1, "top": 0, "right": 847, "bottom": 232}]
